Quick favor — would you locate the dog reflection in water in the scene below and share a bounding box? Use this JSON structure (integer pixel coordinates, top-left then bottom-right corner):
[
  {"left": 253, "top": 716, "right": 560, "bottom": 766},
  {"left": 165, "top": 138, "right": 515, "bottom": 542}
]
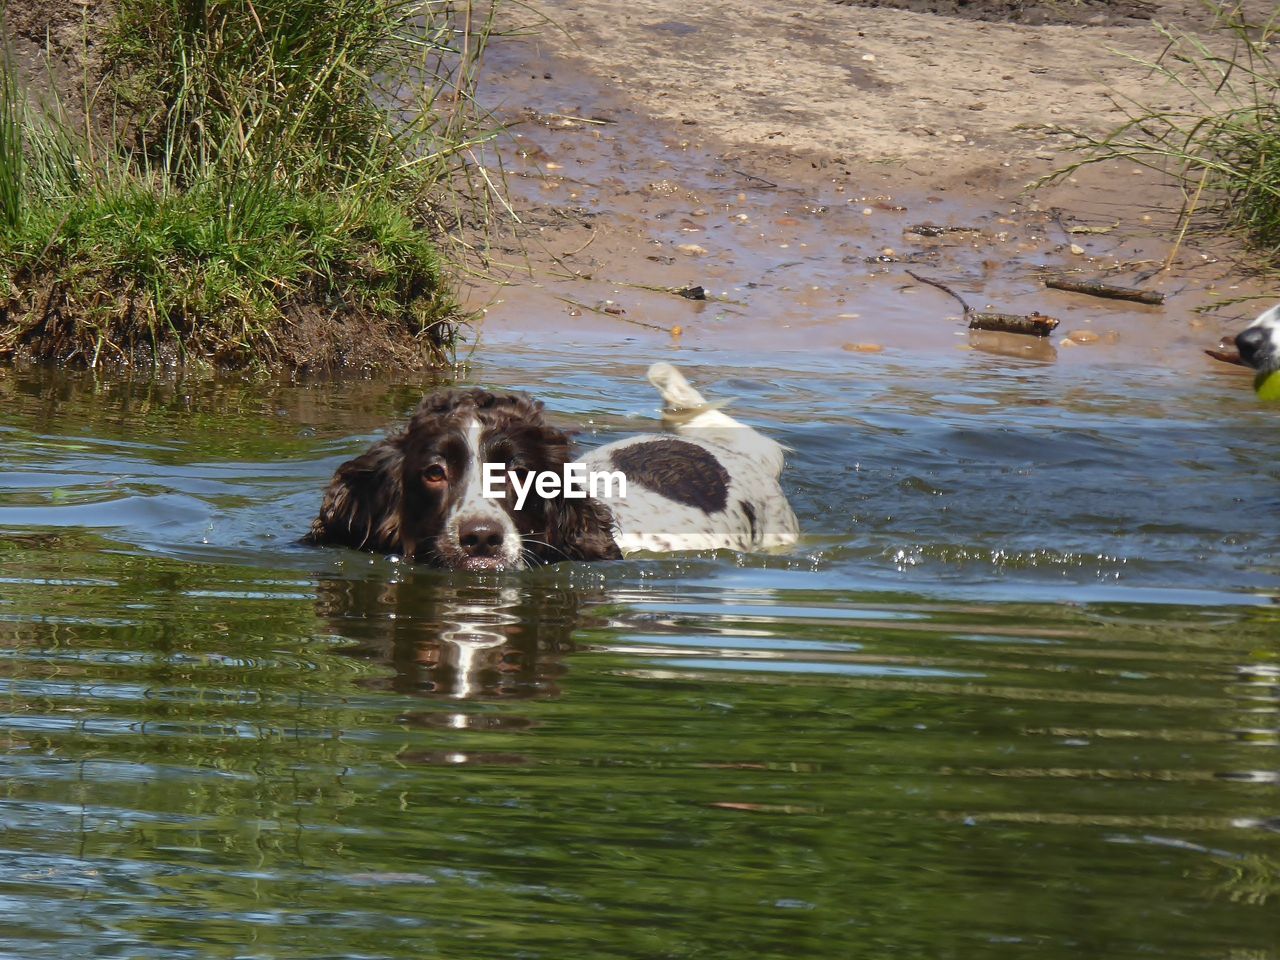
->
[
  {"left": 429, "top": 586, "right": 522, "bottom": 700},
  {"left": 316, "top": 576, "right": 582, "bottom": 701}
]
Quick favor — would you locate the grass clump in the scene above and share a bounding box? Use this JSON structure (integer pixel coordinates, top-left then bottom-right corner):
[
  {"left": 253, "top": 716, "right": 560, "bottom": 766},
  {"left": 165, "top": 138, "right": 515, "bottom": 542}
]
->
[
  {"left": 0, "top": 0, "right": 493, "bottom": 369},
  {"left": 1057, "top": 2, "right": 1280, "bottom": 259},
  {"left": 2, "top": 182, "right": 447, "bottom": 366}
]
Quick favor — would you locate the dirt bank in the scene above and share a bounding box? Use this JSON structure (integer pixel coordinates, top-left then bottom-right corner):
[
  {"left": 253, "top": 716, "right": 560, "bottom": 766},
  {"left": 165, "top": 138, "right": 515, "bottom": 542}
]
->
[
  {"left": 2, "top": 0, "right": 114, "bottom": 133},
  {"left": 524, "top": 0, "right": 1270, "bottom": 177}
]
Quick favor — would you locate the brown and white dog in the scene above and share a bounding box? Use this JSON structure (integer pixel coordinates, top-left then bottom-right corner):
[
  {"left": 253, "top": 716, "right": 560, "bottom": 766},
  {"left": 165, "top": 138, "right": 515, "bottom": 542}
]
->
[{"left": 304, "top": 363, "right": 799, "bottom": 570}]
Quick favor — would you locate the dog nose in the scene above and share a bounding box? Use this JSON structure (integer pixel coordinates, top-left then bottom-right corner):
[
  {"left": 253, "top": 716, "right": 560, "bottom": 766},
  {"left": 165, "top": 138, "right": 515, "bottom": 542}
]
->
[
  {"left": 459, "top": 518, "right": 505, "bottom": 557},
  {"left": 1236, "top": 326, "right": 1268, "bottom": 365}
]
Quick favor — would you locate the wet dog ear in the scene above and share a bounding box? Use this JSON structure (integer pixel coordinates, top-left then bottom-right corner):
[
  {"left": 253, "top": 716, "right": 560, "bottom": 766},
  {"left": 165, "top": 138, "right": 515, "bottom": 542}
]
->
[
  {"left": 529, "top": 421, "right": 620, "bottom": 561},
  {"left": 543, "top": 495, "right": 621, "bottom": 562},
  {"left": 304, "top": 438, "right": 406, "bottom": 556},
  {"left": 531, "top": 419, "right": 574, "bottom": 469}
]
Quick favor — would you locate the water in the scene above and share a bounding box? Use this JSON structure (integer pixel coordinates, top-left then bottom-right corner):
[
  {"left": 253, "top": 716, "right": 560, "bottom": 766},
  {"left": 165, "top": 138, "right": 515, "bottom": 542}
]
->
[{"left": 1, "top": 345, "right": 1278, "bottom": 959}]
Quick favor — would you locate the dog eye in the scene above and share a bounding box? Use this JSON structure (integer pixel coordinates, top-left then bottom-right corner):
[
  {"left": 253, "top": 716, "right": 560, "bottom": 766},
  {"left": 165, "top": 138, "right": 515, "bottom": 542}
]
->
[{"left": 422, "top": 464, "right": 448, "bottom": 484}]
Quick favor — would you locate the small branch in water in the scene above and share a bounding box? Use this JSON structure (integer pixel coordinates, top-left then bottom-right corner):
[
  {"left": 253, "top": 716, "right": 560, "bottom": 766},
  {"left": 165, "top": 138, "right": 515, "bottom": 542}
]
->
[
  {"left": 904, "top": 269, "right": 972, "bottom": 314},
  {"left": 905, "top": 269, "right": 1060, "bottom": 337},
  {"left": 1044, "top": 275, "right": 1165, "bottom": 305},
  {"left": 968, "top": 312, "right": 1060, "bottom": 337},
  {"left": 611, "top": 280, "right": 744, "bottom": 305},
  {"left": 906, "top": 224, "right": 980, "bottom": 237},
  {"left": 553, "top": 295, "right": 671, "bottom": 331},
  {"left": 1066, "top": 222, "right": 1118, "bottom": 235},
  {"left": 547, "top": 113, "right": 612, "bottom": 125},
  {"left": 731, "top": 169, "right": 777, "bottom": 189}
]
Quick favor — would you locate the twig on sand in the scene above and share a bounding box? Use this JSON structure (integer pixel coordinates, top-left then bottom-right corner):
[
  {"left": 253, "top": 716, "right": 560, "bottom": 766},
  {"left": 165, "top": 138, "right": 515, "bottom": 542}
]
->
[
  {"left": 1044, "top": 275, "right": 1165, "bottom": 304},
  {"left": 561, "top": 228, "right": 598, "bottom": 258}
]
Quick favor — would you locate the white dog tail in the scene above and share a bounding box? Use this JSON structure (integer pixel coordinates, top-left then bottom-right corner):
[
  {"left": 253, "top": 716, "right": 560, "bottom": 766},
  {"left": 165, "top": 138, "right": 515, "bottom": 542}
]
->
[{"left": 646, "top": 362, "right": 787, "bottom": 474}]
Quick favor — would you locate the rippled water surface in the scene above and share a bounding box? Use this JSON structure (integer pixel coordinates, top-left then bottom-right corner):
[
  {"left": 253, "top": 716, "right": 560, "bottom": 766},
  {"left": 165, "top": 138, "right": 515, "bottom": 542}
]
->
[{"left": 1, "top": 345, "right": 1277, "bottom": 959}]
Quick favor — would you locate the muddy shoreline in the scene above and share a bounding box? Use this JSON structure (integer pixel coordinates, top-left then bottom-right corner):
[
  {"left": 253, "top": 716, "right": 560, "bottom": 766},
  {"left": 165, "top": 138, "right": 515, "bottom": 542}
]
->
[{"left": 454, "top": 0, "right": 1271, "bottom": 387}]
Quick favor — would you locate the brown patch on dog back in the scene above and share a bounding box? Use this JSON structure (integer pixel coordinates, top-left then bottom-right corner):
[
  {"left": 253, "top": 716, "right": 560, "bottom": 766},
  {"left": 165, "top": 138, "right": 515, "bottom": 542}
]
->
[{"left": 610, "top": 439, "right": 729, "bottom": 513}]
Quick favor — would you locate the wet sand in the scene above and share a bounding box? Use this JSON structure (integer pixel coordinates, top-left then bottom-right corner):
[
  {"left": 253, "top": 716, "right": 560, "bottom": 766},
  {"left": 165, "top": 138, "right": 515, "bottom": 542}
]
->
[{"left": 459, "top": 0, "right": 1271, "bottom": 385}]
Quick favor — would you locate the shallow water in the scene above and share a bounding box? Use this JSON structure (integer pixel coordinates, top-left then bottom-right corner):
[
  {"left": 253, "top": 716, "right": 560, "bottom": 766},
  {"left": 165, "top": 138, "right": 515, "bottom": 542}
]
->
[{"left": 1, "top": 345, "right": 1278, "bottom": 959}]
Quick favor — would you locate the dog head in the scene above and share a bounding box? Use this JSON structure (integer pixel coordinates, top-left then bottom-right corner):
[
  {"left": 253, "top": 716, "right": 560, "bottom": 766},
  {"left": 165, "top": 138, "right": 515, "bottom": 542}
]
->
[
  {"left": 310, "top": 388, "right": 619, "bottom": 570},
  {"left": 399, "top": 389, "right": 573, "bottom": 570},
  {"left": 1235, "top": 303, "right": 1280, "bottom": 375}
]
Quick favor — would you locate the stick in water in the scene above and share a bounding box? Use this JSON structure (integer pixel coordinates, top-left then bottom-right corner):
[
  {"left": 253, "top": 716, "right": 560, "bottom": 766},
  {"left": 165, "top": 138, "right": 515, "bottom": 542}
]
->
[
  {"left": 905, "top": 270, "right": 1061, "bottom": 337},
  {"left": 904, "top": 269, "right": 972, "bottom": 314},
  {"left": 968, "top": 312, "right": 1060, "bottom": 337}
]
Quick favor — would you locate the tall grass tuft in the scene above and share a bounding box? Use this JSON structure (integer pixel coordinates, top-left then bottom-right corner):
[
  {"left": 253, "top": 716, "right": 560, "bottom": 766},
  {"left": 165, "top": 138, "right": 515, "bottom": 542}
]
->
[
  {"left": 1054, "top": 2, "right": 1280, "bottom": 258},
  {"left": 0, "top": 0, "right": 498, "bottom": 369},
  {"left": 0, "top": 39, "right": 23, "bottom": 231},
  {"left": 107, "top": 0, "right": 437, "bottom": 189}
]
